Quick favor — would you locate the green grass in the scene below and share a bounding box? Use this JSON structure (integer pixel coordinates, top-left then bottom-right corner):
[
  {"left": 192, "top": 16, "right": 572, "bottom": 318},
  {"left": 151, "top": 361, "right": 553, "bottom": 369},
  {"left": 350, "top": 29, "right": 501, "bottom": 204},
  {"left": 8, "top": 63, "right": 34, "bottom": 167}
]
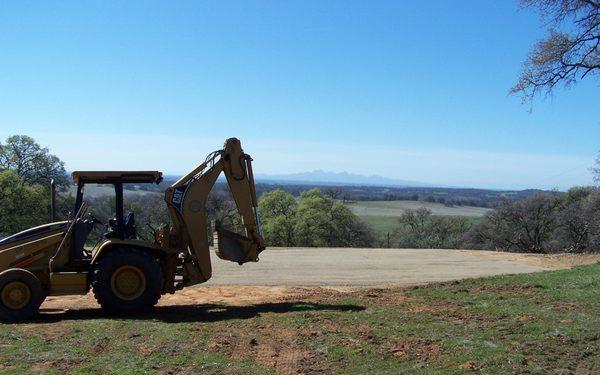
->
[
  {"left": 1, "top": 264, "right": 598, "bottom": 374},
  {"left": 359, "top": 215, "right": 400, "bottom": 237}
]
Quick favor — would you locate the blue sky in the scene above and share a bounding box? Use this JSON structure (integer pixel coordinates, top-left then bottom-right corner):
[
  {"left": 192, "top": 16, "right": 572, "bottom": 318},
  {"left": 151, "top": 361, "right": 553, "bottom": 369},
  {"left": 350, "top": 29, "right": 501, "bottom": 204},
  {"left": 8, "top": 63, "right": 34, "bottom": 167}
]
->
[{"left": 0, "top": 1, "right": 598, "bottom": 190}]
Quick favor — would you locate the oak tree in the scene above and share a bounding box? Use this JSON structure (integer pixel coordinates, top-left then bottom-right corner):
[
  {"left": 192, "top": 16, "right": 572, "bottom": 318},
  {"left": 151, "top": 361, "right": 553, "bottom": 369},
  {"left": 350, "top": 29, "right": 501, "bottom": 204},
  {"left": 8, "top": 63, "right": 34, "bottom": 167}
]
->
[{"left": 0, "top": 135, "right": 68, "bottom": 188}]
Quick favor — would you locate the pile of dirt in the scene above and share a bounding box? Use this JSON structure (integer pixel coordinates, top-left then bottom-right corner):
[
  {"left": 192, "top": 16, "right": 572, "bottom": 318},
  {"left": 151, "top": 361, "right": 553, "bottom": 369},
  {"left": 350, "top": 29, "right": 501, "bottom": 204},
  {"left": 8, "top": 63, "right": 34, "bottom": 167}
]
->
[
  {"left": 514, "top": 253, "right": 600, "bottom": 269},
  {"left": 41, "top": 285, "right": 298, "bottom": 312},
  {"left": 208, "top": 328, "right": 325, "bottom": 375}
]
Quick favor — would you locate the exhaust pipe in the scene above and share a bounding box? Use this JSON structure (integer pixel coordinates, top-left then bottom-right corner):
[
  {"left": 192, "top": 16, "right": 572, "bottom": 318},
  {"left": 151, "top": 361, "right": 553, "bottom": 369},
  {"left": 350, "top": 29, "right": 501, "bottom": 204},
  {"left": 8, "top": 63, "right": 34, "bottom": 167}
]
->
[{"left": 50, "top": 179, "right": 56, "bottom": 222}]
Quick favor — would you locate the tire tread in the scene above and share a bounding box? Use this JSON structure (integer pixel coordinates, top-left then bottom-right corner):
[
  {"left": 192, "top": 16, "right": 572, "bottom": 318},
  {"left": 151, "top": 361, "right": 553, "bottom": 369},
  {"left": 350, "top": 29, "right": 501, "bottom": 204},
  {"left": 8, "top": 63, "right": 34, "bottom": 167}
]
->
[{"left": 92, "top": 248, "right": 162, "bottom": 314}]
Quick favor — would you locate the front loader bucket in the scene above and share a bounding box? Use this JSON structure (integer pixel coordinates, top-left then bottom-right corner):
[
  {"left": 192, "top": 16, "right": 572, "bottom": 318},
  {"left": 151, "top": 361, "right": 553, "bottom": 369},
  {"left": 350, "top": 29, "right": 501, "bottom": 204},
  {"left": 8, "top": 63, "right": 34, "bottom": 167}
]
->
[{"left": 213, "top": 228, "right": 257, "bottom": 264}]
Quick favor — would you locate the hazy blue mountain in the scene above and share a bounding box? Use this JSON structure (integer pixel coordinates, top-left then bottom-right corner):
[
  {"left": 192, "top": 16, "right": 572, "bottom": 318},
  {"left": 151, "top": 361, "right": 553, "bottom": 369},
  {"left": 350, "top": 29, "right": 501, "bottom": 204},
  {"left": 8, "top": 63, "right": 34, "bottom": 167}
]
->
[{"left": 255, "top": 170, "right": 435, "bottom": 187}]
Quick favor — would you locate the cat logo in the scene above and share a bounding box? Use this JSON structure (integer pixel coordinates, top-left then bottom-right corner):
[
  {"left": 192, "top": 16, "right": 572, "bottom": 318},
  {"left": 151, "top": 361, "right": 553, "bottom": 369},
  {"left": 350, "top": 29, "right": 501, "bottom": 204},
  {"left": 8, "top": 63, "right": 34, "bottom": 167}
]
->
[
  {"left": 172, "top": 190, "right": 183, "bottom": 204},
  {"left": 172, "top": 187, "right": 187, "bottom": 210}
]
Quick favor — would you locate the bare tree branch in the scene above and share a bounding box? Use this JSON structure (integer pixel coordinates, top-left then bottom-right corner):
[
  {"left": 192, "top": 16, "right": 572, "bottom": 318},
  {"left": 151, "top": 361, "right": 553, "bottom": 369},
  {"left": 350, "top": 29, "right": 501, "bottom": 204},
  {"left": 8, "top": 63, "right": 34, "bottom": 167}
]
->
[{"left": 512, "top": 0, "right": 599, "bottom": 102}]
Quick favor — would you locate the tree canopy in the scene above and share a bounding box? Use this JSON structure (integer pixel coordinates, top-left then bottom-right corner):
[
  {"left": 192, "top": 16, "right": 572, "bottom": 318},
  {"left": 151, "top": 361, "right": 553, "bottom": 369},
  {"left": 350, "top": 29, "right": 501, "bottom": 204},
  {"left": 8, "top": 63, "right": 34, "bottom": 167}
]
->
[
  {"left": 259, "top": 189, "right": 298, "bottom": 246},
  {"left": 0, "top": 135, "right": 68, "bottom": 188},
  {"left": 258, "top": 188, "right": 374, "bottom": 248},
  {"left": 0, "top": 170, "right": 50, "bottom": 236},
  {"left": 391, "top": 208, "right": 470, "bottom": 249},
  {"left": 511, "top": 0, "right": 599, "bottom": 101}
]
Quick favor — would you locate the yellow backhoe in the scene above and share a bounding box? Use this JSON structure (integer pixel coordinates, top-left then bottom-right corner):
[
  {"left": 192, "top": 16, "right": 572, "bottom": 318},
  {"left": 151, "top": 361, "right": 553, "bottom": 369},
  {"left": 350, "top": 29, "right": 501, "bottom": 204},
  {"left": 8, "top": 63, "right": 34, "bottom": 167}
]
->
[{"left": 0, "top": 138, "right": 265, "bottom": 320}]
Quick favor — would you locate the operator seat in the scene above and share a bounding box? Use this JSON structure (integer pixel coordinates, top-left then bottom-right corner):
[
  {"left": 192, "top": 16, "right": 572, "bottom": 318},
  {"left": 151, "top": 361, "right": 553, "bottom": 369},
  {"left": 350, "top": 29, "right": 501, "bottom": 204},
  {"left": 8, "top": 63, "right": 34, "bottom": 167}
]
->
[
  {"left": 71, "top": 218, "right": 94, "bottom": 261},
  {"left": 123, "top": 212, "right": 136, "bottom": 239}
]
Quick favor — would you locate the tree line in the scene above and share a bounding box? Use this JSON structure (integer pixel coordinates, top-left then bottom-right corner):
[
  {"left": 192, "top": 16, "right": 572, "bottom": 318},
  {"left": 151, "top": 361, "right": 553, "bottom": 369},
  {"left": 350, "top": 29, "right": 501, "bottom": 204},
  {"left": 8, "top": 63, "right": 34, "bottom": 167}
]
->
[
  {"left": 253, "top": 184, "right": 553, "bottom": 208},
  {"left": 2, "top": 134, "right": 600, "bottom": 254},
  {"left": 388, "top": 188, "right": 600, "bottom": 254},
  {"left": 466, "top": 188, "right": 600, "bottom": 253}
]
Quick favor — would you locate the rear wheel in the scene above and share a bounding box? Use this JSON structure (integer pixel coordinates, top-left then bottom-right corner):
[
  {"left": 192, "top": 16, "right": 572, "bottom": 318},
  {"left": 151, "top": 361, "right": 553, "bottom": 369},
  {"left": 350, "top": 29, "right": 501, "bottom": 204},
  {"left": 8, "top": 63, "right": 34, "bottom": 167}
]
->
[
  {"left": 92, "top": 248, "right": 163, "bottom": 313},
  {"left": 0, "top": 269, "right": 44, "bottom": 321}
]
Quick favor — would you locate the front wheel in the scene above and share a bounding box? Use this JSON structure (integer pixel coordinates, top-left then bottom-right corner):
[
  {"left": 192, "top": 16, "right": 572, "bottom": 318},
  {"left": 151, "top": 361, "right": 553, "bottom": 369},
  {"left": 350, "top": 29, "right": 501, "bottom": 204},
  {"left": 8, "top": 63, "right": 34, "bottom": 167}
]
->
[
  {"left": 92, "top": 248, "right": 163, "bottom": 314},
  {"left": 0, "top": 268, "right": 44, "bottom": 321}
]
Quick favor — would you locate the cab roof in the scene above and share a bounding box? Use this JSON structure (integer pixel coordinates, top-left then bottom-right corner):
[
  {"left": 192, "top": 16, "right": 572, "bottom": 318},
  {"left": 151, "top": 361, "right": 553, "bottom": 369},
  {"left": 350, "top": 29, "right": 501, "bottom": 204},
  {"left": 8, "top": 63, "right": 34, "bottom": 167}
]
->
[{"left": 71, "top": 171, "right": 163, "bottom": 184}]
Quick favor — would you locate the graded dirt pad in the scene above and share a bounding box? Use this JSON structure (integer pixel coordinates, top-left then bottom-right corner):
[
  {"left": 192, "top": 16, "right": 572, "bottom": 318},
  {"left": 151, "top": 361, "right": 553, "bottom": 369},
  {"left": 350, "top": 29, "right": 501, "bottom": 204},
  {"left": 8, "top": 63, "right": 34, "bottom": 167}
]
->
[
  {"left": 206, "top": 247, "right": 554, "bottom": 286},
  {"left": 40, "top": 248, "right": 597, "bottom": 311}
]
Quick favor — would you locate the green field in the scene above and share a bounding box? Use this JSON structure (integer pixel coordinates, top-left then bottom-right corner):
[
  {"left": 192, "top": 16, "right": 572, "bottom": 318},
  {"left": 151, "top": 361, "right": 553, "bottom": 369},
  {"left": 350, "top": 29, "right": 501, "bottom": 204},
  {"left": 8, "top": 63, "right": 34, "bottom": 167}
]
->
[
  {"left": 360, "top": 215, "right": 481, "bottom": 239},
  {"left": 347, "top": 200, "right": 492, "bottom": 217},
  {"left": 352, "top": 200, "right": 487, "bottom": 239},
  {"left": 1, "top": 264, "right": 598, "bottom": 374},
  {"left": 360, "top": 215, "right": 402, "bottom": 237}
]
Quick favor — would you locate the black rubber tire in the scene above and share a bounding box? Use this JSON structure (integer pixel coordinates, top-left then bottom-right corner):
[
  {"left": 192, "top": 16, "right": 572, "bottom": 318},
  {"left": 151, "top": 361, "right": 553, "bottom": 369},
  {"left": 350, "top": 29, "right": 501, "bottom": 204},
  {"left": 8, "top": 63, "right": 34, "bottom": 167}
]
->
[
  {"left": 92, "top": 248, "right": 163, "bottom": 314},
  {"left": 0, "top": 268, "right": 44, "bottom": 321}
]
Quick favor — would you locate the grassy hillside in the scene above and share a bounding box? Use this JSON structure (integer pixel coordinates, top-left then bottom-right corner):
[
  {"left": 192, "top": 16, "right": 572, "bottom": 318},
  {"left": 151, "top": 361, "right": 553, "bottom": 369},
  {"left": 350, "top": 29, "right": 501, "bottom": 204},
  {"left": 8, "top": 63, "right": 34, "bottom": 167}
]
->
[{"left": 1, "top": 264, "right": 598, "bottom": 373}]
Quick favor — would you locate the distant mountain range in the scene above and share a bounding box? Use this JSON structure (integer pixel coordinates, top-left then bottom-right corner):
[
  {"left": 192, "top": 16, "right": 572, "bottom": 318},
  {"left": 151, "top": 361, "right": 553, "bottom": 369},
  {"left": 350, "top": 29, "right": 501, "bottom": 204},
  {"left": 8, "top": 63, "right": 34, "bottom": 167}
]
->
[{"left": 254, "top": 170, "right": 435, "bottom": 187}]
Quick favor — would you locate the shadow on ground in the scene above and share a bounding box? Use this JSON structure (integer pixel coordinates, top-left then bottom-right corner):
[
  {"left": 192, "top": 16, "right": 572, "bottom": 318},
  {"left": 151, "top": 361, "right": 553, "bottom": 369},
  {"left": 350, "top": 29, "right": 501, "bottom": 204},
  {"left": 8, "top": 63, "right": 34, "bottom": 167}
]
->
[{"left": 32, "top": 301, "right": 365, "bottom": 323}]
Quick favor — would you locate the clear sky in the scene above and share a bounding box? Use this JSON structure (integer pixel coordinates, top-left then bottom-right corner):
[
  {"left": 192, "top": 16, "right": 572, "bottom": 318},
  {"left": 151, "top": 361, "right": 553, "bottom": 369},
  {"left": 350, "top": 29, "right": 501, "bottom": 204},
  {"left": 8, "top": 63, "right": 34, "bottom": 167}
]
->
[{"left": 1, "top": 1, "right": 598, "bottom": 190}]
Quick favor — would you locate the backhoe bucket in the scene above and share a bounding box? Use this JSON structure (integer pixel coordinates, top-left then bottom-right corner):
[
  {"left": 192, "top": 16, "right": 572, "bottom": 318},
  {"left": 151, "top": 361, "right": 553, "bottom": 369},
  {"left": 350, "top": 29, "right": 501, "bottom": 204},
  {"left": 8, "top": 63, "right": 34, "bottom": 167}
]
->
[{"left": 213, "top": 228, "right": 256, "bottom": 264}]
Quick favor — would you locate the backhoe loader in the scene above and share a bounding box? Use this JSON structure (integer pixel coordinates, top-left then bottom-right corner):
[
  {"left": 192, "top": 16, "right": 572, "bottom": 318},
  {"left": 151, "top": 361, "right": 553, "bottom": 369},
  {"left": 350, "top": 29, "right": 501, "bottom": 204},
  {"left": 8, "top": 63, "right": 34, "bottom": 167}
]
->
[{"left": 0, "top": 138, "right": 265, "bottom": 320}]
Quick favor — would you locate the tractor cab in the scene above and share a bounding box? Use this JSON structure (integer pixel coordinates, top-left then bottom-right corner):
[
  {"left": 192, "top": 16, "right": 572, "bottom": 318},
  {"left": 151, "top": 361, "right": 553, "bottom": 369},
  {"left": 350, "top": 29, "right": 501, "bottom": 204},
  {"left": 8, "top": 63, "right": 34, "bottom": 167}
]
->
[{"left": 69, "top": 171, "right": 163, "bottom": 261}]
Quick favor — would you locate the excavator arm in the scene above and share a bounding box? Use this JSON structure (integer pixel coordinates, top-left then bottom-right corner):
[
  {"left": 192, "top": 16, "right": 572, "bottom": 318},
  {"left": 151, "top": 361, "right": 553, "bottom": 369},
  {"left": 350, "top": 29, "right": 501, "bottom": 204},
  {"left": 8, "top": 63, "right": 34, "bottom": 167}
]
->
[{"left": 164, "top": 138, "right": 265, "bottom": 286}]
